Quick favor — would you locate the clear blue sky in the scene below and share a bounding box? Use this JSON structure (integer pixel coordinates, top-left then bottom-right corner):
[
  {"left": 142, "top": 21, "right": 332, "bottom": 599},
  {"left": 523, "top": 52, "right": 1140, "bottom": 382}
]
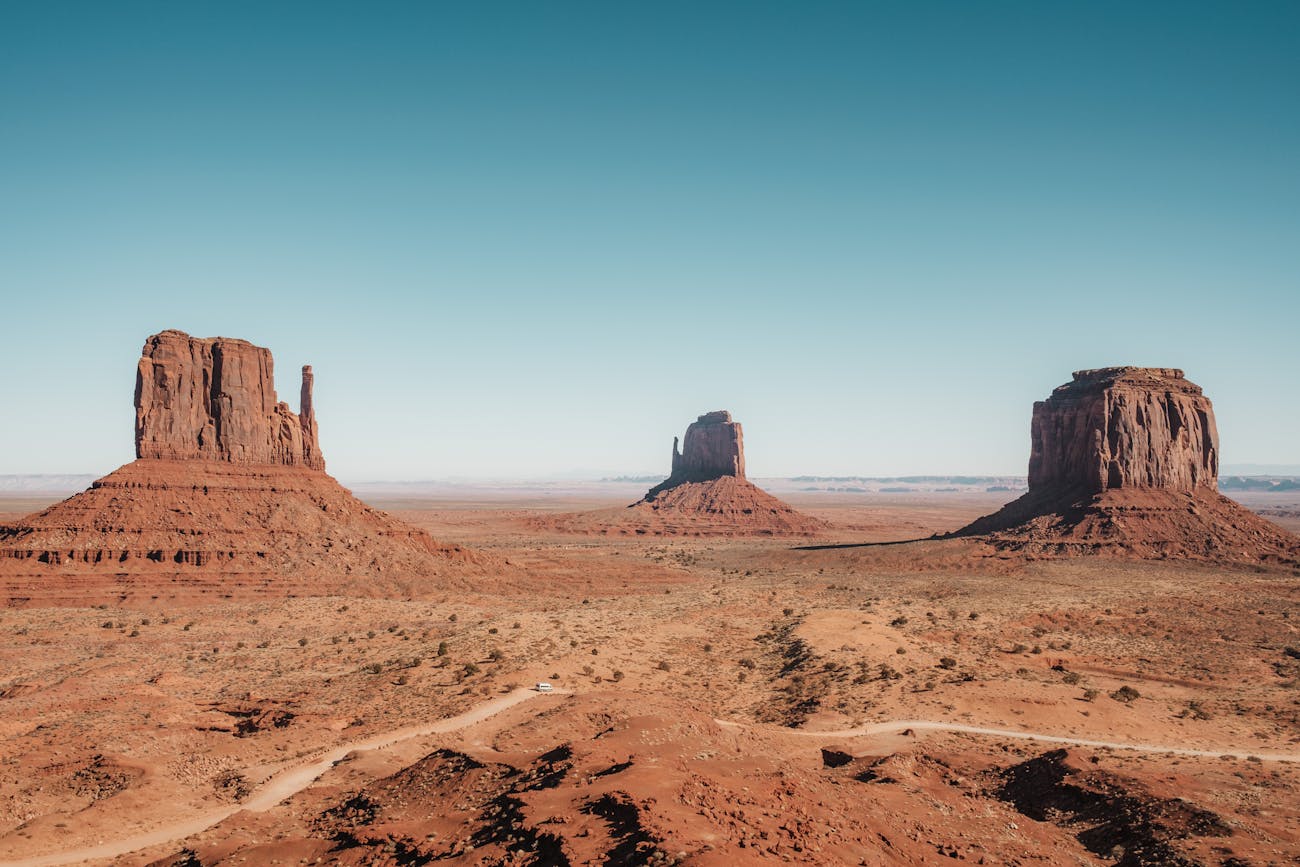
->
[{"left": 2, "top": 2, "right": 1297, "bottom": 479}]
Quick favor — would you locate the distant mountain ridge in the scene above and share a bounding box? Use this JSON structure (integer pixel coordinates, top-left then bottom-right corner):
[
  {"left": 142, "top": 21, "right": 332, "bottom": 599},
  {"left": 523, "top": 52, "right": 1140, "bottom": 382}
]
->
[{"left": 0, "top": 475, "right": 97, "bottom": 493}]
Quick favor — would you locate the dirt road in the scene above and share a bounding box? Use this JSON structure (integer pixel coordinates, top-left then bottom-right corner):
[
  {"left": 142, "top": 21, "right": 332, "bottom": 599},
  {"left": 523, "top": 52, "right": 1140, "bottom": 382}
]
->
[
  {"left": 718, "top": 717, "right": 1300, "bottom": 763},
  {"left": 3, "top": 688, "right": 551, "bottom": 867}
]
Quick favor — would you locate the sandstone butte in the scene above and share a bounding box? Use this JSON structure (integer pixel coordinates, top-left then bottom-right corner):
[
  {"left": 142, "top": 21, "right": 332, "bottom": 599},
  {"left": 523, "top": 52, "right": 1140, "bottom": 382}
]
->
[
  {"left": 626, "top": 411, "right": 824, "bottom": 536},
  {"left": 0, "top": 330, "right": 491, "bottom": 606},
  {"left": 953, "top": 367, "right": 1300, "bottom": 562}
]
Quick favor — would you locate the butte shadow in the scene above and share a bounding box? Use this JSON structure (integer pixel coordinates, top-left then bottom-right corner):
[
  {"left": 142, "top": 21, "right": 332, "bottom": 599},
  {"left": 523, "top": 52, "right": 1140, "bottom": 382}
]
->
[{"left": 0, "top": 330, "right": 496, "bottom": 606}]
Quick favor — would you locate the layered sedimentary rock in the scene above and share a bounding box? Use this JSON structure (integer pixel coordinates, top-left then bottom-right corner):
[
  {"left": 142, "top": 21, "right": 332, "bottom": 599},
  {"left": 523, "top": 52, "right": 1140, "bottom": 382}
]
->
[
  {"left": 1027, "top": 368, "right": 1217, "bottom": 495},
  {"left": 0, "top": 330, "right": 490, "bottom": 605},
  {"left": 624, "top": 411, "right": 822, "bottom": 536},
  {"left": 135, "top": 330, "right": 324, "bottom": 469},
  {"left": 954, "top": 367, "right": 1297, "bottom": 562}
]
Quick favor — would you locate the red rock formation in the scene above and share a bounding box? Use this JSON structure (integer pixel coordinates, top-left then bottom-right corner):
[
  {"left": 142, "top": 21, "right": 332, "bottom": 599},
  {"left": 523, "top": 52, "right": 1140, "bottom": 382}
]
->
[
  {"left": 955, "top": 367, "right": 1298, "bottom": 563},
  {"left": 1028, "top": 367, "right": 1217, "bottom": 495},
  {"left": 669, "top": 410, "right": 745, "bottom": 482},
  {"left": 1, "top": 330, "right": 494, "bottom": 605},
  {"left": 135, "top": 330, "right": 324, "bottom": 470},
  {"left": 622, "top": 411, "right": 822, "bottom": 536}
]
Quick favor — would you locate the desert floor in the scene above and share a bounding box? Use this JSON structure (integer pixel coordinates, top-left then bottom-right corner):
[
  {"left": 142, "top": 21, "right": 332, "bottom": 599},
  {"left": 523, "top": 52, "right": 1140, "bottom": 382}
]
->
[{"left": 1, "top": 490, "right": 1299, "bottom": 866}]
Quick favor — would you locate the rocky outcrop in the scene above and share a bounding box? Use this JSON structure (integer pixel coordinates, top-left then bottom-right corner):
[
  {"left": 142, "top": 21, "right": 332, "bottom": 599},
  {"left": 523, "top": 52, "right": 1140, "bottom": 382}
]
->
[
  {"left": 623, "top": 411, "right": 822, "bottom": 536},
  {"left": 668, "top": 411, "right": 745, "bottom": 483},
  {"left": 953, "top": 367, "right": 1298, "bottom": 563},
  {"left": 1, "top": 329, "right": 495, "bottom": 604},
  {"left": 135, "top": 330, "right": 324, "bottom": 469},
  {"left": 1028, "top": 367, "right": 1217, "bottom": 496}
]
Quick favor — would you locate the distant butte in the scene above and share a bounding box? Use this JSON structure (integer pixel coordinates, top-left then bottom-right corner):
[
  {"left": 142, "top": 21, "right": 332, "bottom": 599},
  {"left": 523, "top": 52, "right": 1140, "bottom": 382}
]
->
[
  {"left": 627, "top": 411, "right": 824, "bottom": 536},
  {"left": 952, "top": 367, "right": 1299, "bottom": 562},
  {"left": 0, "top": 330, "right": 491, "bottom": 605}
]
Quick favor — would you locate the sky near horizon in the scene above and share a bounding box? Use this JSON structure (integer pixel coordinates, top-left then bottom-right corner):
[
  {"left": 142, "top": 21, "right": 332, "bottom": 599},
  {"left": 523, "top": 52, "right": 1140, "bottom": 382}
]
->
[{"left": 1, "top": 2, "right": 1297, "bottom": 480}]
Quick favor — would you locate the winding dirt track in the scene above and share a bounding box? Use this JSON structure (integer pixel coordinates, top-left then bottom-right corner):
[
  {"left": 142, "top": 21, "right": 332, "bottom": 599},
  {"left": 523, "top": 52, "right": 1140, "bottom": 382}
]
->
[
  {"left": 2, "top": 688, "right": 548, "bottom": 867},
  {"left": 717, "top": 717, "right": 1300, "bottom": 763},
  {"left": 10, "top": 693, "right": 1300, "bottom": 867}
]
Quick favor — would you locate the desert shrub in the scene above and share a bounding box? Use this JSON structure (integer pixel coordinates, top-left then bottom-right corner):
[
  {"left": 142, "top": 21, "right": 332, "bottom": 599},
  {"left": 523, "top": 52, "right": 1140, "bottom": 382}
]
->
[
  {"left": 938, "top": 657, "right": 957, "bottom": 669},
  {"left": 612, "top": 670, "right": 624, "bottom": 681},
  {"left": 488, "top": 627, "right": 498, "bottom": 634},
  {"left": 1062, "top": 671, "right": 1082, "bottom": 685},
  {"left": 783, "top": 608, "right": 795, "bottom": 617},
  {"left": 213, "top": 770, "right": 251, "bottom": 800},
  {"left": 1110, "top": 685, "right": 1141, "bottom": 703},
  {"left": 297, "top": 638, "right": 308, "bottom": 647},
  {"left": 1083, "top": 689, "right": 1100, "bottom": 702},
  {"left": 889, "top": 616, "right": 908, "bottom": 627},
  {"left": 739, "top": 658, "right": 756, "bottom": 669},
  {"left": 489, "top": 648, "right": 505, "bottom": 662},
  {"left": 437, "top": 641, "right": 448, "bottom": 656},
  {"left": 463, "top": 662, "right": 480, "bottom": 676},
  {"left": 656, "top": 660, "right": 671, "bottom": 671}
]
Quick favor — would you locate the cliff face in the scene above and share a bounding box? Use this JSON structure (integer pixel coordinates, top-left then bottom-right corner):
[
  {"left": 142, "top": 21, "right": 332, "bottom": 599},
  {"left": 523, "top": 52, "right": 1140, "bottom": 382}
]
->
[
  {"left": 134, "top": 330, "right": 324, "bottom": 470},
  {"left": 668, "top": 411, "right": 745, "bottom": 483},
  {"left": 952, "top": 367, "right": 1297, "bottom": 563},
  {"left": 1028, "top": 367, "right": 1217, "bottom": 496}
]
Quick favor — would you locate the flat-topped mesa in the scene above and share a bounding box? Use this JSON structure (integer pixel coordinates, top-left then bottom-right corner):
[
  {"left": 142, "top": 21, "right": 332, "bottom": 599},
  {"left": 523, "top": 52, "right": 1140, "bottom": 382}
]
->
[
  {"left": 1029, "top": 366, "right": 1217, "bottom": 496},
  {"left": 668, "top": 410, "right": 745, "bottom": 483},
  {"left": 134, "top": 330, "right": 325, "bottom": 470}
]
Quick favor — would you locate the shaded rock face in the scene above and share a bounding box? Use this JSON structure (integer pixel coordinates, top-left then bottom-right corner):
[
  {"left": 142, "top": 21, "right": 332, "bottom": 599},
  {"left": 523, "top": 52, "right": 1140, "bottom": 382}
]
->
[
  {"left": 1029, "top": 367, "right": 1217, "bottom": 496},
  {"left": 135, "top": 330, "right": 324, "bottom": 470},
  {"left": 952, "top": 366, "right": 1298, "bottom": 563},
  {"left": 668, "top": 410, "right": 745, "bottom": 483}
]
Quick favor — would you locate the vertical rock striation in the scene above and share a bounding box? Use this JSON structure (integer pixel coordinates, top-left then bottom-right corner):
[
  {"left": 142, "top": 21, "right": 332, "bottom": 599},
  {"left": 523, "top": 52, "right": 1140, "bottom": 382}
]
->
[
  {"left": 134, "top": 330, "right": 324, "bottom": 470},
  {"left": 668, "top": 410, "right": 746, "bottom": 483},
  {"left": 1028, "top": 367, "right": 1217, "bottom": 496}
]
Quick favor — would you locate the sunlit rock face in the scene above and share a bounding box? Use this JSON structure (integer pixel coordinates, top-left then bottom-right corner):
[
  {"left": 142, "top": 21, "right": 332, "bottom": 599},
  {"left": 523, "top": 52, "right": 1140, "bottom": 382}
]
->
[{"left": 134, "top": 329, "right": 324, "bottom": 470}]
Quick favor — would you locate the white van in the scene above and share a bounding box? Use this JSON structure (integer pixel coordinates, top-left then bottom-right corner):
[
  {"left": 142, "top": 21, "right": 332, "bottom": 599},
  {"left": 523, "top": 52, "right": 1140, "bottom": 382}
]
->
[{"left": 534, "top": 682, "right": 554, "bottom": 692}]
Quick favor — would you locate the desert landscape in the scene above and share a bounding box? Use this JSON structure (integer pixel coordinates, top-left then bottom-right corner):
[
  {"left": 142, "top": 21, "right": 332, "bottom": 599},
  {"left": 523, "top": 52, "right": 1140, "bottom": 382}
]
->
[
  {"left": 4, "top": 5, "right": 1298, "bottom": 865},
  {"left": 1, "top": 333, "right": 1298, "bottom": 867}
]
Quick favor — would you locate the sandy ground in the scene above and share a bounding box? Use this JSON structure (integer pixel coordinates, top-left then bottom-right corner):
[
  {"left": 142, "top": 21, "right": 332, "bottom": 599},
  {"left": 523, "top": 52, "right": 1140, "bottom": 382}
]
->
[{"left": 1, "top": 489, "right": 1299, "bottom": 865}]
